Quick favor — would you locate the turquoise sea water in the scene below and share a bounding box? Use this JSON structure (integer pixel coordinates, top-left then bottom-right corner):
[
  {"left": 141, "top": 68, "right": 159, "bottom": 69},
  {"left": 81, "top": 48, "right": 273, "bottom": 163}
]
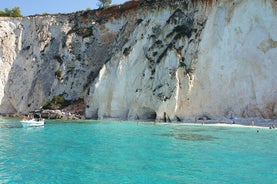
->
[{"left": 0, "top": 118, "right": 276, "bottom": 184}]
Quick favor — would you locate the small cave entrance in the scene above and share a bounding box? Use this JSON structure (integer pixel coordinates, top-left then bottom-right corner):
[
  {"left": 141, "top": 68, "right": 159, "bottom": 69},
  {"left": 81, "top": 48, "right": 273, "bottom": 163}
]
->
[{"left": 136, "top": 107, "right": 157, "bottom": 121}]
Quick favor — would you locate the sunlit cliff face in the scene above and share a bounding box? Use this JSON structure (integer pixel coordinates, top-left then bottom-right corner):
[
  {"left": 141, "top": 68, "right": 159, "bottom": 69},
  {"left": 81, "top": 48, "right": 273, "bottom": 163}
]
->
[{"left": 0, "top": 0, "right": 276, "bottom": 120}]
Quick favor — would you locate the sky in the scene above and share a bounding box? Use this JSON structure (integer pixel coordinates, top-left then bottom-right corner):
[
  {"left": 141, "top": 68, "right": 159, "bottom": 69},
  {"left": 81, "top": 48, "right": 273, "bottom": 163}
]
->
[{"left": 0, "top": 0, "right": 128, "bottom": 16}]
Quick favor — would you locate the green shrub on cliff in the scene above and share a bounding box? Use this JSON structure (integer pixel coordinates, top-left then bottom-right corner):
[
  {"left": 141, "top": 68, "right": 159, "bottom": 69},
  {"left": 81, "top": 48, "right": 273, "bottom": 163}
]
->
[
  {"left": 42, "top": 96, "right": 81, "bottom": 110},
  {"left": 55, "top": 69, "right": 63, "bottom": 79},
  {"left": 0, "top": 7, "right": 22, "bottom": 17},
  {"left": 67, "top": 27, "right": 93, "bottom": 38},
  {"left": 43, "top": 96, "right": 65, "bottom": 110},
  {"left": 53, "top": 55, "right": 63, "bottom": 64},
  {"left": 76, "top": 27, "right": 93, "bottom": 38}
]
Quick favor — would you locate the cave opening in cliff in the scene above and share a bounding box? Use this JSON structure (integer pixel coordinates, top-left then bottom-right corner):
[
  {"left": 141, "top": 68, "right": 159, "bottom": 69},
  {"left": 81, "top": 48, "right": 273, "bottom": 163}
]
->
[{"left": 136, "top": 107, "right": 157, "bottom": 121}]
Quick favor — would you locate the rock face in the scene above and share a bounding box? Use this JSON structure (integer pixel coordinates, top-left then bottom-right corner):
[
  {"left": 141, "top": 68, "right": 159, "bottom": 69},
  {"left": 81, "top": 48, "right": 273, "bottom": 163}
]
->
[{"left": 0, "top": 0, "right": 276, "bottom": 121}]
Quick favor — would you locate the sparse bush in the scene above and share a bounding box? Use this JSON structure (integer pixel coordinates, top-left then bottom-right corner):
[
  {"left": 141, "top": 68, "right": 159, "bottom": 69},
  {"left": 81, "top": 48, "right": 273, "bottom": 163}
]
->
[
  {"left": 97, "top": 0, "right": 112, "bottom": 8},
  {"left": 179, "top": 61, "right": 186, "bottom": 68},
  {"left": 42, "top": 95, "right": 65, "bottom": 110},
  {"left": 55, "top": 69, "right": 63, "bottom": 79},
  {"left": 53, "top": 55, "right": 63, "bottom": 64},
  {"left": 76, "top": 28, "right": 93, "bottom": 38},
  {"left": 67, "top": 27, "right": 93, "bottom": 38}
]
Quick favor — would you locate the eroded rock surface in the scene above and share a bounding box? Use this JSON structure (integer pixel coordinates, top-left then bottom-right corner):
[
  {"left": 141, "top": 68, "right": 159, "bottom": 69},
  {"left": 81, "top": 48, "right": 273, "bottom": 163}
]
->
[{"left": 0, "top": 0, "right": 276, "bottom": 121}]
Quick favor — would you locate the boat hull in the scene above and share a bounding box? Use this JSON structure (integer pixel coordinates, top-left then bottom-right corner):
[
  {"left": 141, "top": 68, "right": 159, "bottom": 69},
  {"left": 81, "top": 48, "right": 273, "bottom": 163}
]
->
[{"left": 20, "top": 119, "right": 45, "bottom": 127}]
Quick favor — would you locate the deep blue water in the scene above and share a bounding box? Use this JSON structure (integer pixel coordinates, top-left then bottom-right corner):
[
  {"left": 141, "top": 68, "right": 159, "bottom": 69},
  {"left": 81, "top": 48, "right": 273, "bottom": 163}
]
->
[{"left": 0, "top": 118, "right": 276, "bottom": 184}]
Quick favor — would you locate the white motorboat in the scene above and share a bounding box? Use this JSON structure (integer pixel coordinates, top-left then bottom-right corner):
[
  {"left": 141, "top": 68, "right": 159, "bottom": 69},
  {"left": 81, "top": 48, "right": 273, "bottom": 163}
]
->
[{"left": 20, "top": 118, "right": 45, "bottom": 127}]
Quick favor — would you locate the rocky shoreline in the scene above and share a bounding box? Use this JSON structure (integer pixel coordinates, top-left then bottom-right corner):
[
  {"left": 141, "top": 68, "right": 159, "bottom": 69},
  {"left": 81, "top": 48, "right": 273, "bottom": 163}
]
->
[
  {"left": 1, "top": 111, "right": 276, "bottom": 129},
  {"left": 40, "top": 109, "right": 85, "bottom": 120},
  {"left": 0, "top": 109, "right": 85, "bottom": 120}
]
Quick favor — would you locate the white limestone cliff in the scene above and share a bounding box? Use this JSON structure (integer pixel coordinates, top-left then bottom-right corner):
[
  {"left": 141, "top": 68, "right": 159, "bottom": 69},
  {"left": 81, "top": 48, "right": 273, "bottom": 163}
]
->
[{"left": 0, "top": 0, "right": 276, "bottom": 121}]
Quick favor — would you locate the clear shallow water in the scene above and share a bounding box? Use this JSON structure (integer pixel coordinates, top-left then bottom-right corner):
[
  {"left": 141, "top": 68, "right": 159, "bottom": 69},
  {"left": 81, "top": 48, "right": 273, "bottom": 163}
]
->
[{"left": 0, "top": 118, "right": 276, "bottom": 184}]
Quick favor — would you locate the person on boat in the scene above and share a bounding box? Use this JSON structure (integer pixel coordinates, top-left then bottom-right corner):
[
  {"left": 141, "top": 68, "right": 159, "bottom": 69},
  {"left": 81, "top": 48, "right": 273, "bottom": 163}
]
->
[{"left": 230, "top": 115, "right": 236, "bottom": 124}]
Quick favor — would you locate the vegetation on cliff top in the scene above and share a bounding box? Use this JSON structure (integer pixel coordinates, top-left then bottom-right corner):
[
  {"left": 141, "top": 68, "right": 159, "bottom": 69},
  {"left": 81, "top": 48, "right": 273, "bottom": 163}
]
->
[
  {"left": 0, "top": 1, "right": 110, "bottom": 17},
  {"left": 97, "top": 0, "right": 112, "bottom": 8},
  {"left": 0, "top": 7, "right": 22, "bottom": 17}
]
